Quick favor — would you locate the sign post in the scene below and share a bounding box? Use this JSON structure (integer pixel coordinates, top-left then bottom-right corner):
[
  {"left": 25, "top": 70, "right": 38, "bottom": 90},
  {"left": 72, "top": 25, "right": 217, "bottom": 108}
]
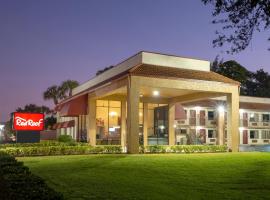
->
[{"left": 12, "top": 113, "right": 44, "bottom": 143}]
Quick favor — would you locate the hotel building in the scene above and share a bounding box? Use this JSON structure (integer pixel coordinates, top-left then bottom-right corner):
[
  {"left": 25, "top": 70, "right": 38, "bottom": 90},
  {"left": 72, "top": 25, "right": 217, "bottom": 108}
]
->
[{"left": 55, "top": 52, "right": 270, "bottom": 153}]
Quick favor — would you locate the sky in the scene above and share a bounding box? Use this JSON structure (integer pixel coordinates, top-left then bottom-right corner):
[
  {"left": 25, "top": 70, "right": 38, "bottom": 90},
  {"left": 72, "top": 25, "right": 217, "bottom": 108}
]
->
[{"left": 0, "top": 0, "right": 269, "bottom": 121}]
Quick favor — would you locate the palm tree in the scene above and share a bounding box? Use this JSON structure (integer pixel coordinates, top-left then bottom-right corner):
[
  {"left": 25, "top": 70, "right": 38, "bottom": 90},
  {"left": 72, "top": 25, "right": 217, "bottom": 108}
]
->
[
  {"left": 60, "top": 80, "right": 79, "bottom": 97},
  {"left": 43, "top": 85, "right": 61, "bottom": 105}
]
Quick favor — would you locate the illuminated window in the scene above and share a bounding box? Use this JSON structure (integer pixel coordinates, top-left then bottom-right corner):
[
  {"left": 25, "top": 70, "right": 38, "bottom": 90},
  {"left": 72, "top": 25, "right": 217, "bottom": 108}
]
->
[
  {"left": 147, "top": 104, "right": 168, "bottom": 145},
  {"left": 96, "top": 100, "right": 121, "bottom": 145}
]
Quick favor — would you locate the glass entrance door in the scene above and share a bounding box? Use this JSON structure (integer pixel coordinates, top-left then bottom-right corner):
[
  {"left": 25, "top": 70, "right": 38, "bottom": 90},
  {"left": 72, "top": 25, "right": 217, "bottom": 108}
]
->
[{"left": 152, "top": 105, "right": 168, "bottom": 145}]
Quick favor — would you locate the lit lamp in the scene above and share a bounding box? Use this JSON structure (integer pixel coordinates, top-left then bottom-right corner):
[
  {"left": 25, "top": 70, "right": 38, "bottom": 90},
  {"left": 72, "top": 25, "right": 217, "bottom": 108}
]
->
[
  {"left": 153, "top": 90, "right": 159, "bottom": 96},
  {"left": 218, "top": 105, "right": 225, "bottom": 113}
]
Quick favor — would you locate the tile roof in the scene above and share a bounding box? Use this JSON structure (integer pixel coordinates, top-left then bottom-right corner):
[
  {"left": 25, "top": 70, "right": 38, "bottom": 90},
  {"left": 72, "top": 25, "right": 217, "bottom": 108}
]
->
[{"left": 130, "top": 64, "right": 240, "bottom": 85}]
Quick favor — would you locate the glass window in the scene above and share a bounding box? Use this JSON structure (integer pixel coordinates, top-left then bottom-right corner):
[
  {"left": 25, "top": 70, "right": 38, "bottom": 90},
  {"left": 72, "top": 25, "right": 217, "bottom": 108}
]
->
[
  {"left": 96, "top": 100, "right": 121, "bottom": 145},
  {"left": 249, "top": 113, "right": 259, "bottom": 122},
  {"left": 108, "top": 106, "right": 121, "bottom": 135},
  {"left": 262, "top": 114, "right": 270, "bottom": 122},
  {"left": 96, "top": 100, "right": 108, "bottom": 107},
  {"left": 147, "top": 104, "right": 168, "bottom": 145},
  {"left": 208, "top": 111, "right": 215, "bottom": 120},
  {"left": 250, "top": 130, "right": 259, "bottom": 139},
  {"left": 139, "top": 103, "right": 144, "bottom": 145},
  {"left": 208, "top": 129, "right": 216, "bottom": 138},
  {"left": 180, "top": 129, "right": 187, "bottom": 134},
  {"left": 261, "top": 130, "right": 270, "bottom": 139}
]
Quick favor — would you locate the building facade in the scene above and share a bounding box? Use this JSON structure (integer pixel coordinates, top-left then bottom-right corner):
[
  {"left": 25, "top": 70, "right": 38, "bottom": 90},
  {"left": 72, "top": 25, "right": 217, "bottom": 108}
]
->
[{"left": 55, "top": 51, "right": 270, "bottom": 153}]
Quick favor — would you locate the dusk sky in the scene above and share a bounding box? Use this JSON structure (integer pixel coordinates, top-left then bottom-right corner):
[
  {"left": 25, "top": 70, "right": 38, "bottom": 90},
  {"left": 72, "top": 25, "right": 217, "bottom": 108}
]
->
[{"left": 0, "top": 0, "right": 269, "bottom": 121}]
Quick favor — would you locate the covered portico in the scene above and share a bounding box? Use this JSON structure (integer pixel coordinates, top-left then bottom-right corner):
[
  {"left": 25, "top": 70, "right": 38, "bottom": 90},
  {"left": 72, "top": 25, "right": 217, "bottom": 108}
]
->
[{"left": 72, "top": 52, "right": 240, "bottom": 153}]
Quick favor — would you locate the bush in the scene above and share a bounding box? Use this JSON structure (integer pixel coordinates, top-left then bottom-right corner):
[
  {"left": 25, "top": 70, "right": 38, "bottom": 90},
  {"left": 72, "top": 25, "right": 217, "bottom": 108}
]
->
[
  {"left": 0, "top": 152, "right": 63, "bottom": 200},
  {"left": 0, "top": 141, "right": 89, "bottom": 149},
  {"left": 0, "top": 145, "right": 123, "bottom": 157},
  {"left": 57, "top": 135, "right": 75, "bottom": 143},
  {"left": 142, "top": 145, "right": 227, "bottom": 153}
]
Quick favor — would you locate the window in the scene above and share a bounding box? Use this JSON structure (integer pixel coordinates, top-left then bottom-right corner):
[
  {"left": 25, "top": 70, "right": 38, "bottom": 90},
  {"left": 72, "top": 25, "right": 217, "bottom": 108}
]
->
[
  {"left": 261, "top": 130, "right": 270, "bottom": 139},
  {"left": 180, "top": 129, "right": 187, "bottom": 134},
  {"left": 96, "top": 100, "right": 121, "bottom": 145},
  {"left": 262, "top": 114, "right": 270, "bottom": 122},
  {"left": 147, "top": 104, "right": 168, "bottom": 145},
  {"left": 208, "top": 111, "right": 215, "bottom": 120},
  {"left": 208, "top": 129, "right": 216, "bottom": 138},
  {"left": 249, "top": 130, "right": 259, "bottom": 139},
  {"left": 249, "top": 113, "right": 259, "bottom": 122},
  {"left": 139, "top": 103, "right": 143, "bottom": 145}
]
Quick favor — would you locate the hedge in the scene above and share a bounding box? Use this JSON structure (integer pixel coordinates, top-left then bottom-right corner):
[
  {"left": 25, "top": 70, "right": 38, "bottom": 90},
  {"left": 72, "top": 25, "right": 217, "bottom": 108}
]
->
[
  {"left": 0, "top": 141, "right": 88, "bottom": 148},
  {"left": 0, "top": 145, "right": 123, "bottom": 157},
  {"left": 0, "top": 143, "right": 227, "bottom": 156},
  {"left": 0, "top": 151, "right": 63, "bottom": 200},
  {"left": 140, "top": 145, "right": 227, "bottom": 153}
]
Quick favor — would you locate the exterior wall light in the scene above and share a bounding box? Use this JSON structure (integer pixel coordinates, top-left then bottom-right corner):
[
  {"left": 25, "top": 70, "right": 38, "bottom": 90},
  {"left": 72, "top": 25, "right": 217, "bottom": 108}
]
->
[
  {"left": 218, "top": 105, "right": 225, "bottom": 113},
  {"left": 109, "top": 111, "right": 117, "bottom": 117},
  {"left": 153, "top": 90, "right": 159, "bottom": 96},
  {"left": 239, "top": 127, "right": 244, "bottom": 132},
  {"left": 159, "top": 125, "right": 165, "bottom": 130}
]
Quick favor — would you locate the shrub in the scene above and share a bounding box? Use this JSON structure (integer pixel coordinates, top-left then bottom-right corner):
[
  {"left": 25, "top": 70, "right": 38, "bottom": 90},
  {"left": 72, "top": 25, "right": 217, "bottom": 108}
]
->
[
  {"left": 143, "top": 145, "right": 227, "bottom": 153},
  {"left": 0, "top": 141, "right": 89, "bottom": 149},
  {"left": 57, "top": 135, "right": 75, "bottom": 143},
  {"left": 0, "top": 145, "right": 123, "bottom": 157},
  {"left": 0, "top": 152, "right": 63, "bottom": 200}
]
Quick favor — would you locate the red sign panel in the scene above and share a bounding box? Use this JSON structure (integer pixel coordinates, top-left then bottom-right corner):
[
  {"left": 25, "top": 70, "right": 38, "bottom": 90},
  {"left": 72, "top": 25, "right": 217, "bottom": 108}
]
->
[{"left": 13, "top": 113, "right": 44, "bottom": 131}]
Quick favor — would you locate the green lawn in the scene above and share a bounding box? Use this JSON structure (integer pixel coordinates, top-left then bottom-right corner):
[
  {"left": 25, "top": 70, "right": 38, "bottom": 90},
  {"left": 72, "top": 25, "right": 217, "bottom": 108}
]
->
[{"left": 18, "top": 153, "right": 270, "bottom": 200}]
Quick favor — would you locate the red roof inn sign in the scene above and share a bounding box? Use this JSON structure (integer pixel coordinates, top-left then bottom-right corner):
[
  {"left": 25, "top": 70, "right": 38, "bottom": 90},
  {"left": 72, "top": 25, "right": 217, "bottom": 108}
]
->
[{"left": 12, "top": 113, "right": 44, "bottom": 131}]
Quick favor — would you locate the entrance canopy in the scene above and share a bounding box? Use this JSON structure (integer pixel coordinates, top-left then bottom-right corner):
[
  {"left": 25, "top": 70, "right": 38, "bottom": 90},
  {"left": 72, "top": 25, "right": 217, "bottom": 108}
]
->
[{"left": 56, "top": 51, "right": 240, "bottom": 153}]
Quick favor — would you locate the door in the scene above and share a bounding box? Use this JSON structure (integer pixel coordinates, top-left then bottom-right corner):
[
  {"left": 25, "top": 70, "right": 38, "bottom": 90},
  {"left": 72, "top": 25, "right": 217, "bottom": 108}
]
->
[
  {"left": 243, "top": 130, "right": 248, "bottom": 144},
  {"left": 199, "top": 129, "right": 206, "bottom": 144},
  {"left": 200, "top": 110, "right": 206, "bottom": 126},
  {"left": 243, "top": 112, "right": 248, "bottom": 127},
  {"left": 153, "top": 106, "right": 168, "bottom": 145},
  {"left": 189, "top": 110, "right": 196, "bottom": 126}
]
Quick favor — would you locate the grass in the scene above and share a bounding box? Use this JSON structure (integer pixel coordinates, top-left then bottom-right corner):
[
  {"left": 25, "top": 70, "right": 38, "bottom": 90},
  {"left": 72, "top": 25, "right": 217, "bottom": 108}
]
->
[{"left": 18, "top": 153, "right": 270, "bottom": 200}]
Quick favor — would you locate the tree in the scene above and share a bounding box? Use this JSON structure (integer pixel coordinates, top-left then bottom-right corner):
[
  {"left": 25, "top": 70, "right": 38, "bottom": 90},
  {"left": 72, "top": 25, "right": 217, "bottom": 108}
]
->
[
  {"left": 252, "top": 69, "right": 270, "bottom": 97},
  {"left": 43, "top": 85, "right": 61, "bottom": 105},
  {"left": 211, "top": 59, "right": 252, "bottom": 94},
  {"left": 16, "top": 104, "right": 52, "bottom": 114},
  {"left": 212, "top": 59, "right": 270, "bottom": 97},
  {"left": 202, "top": 0, "right": 270, "bottom": 53},
  {"left": 60, "top": 80, "right": 79, "bottom": 97},
  {"left": 43, "top": 80, "right": 79, "bottom": 105},
  {"left": 3, "top": 119, "right": 15, "bottom": 138},
  {"left": 44, "top": 115, "right": 57, "bottom": 130},
  {"left": 96, "top": 65, "right": 114, "bottom": 76}
]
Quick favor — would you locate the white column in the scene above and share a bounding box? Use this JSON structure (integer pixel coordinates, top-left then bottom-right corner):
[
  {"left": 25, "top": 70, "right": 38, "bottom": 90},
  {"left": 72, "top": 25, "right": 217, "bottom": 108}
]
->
[
  {"left": 88, "top": 97, "right": 96, "bottom": 146},
  {"left": 127, "top": 76, "right": 140, "bottom": 154},
  {"left": 143, "top": 103, "right": 148, "bottom": 147},
  {"left": 169, "top": 103, "right": 175, "bottom": 145},
  {"left": 121, "top": 100, "right": 127, "bottom": 151},
  {"left": 227, "top": 90, "right": 240, "bottom": 152}
]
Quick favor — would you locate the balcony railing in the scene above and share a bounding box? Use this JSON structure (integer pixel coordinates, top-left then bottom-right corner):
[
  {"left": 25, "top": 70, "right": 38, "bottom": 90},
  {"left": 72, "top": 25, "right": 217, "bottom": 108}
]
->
[
  {"left": 187, "top": 117, "right": 217, "bottom": 127},
  {"left": 239, "top": 119, "right": 270, "bottom": 127}
]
